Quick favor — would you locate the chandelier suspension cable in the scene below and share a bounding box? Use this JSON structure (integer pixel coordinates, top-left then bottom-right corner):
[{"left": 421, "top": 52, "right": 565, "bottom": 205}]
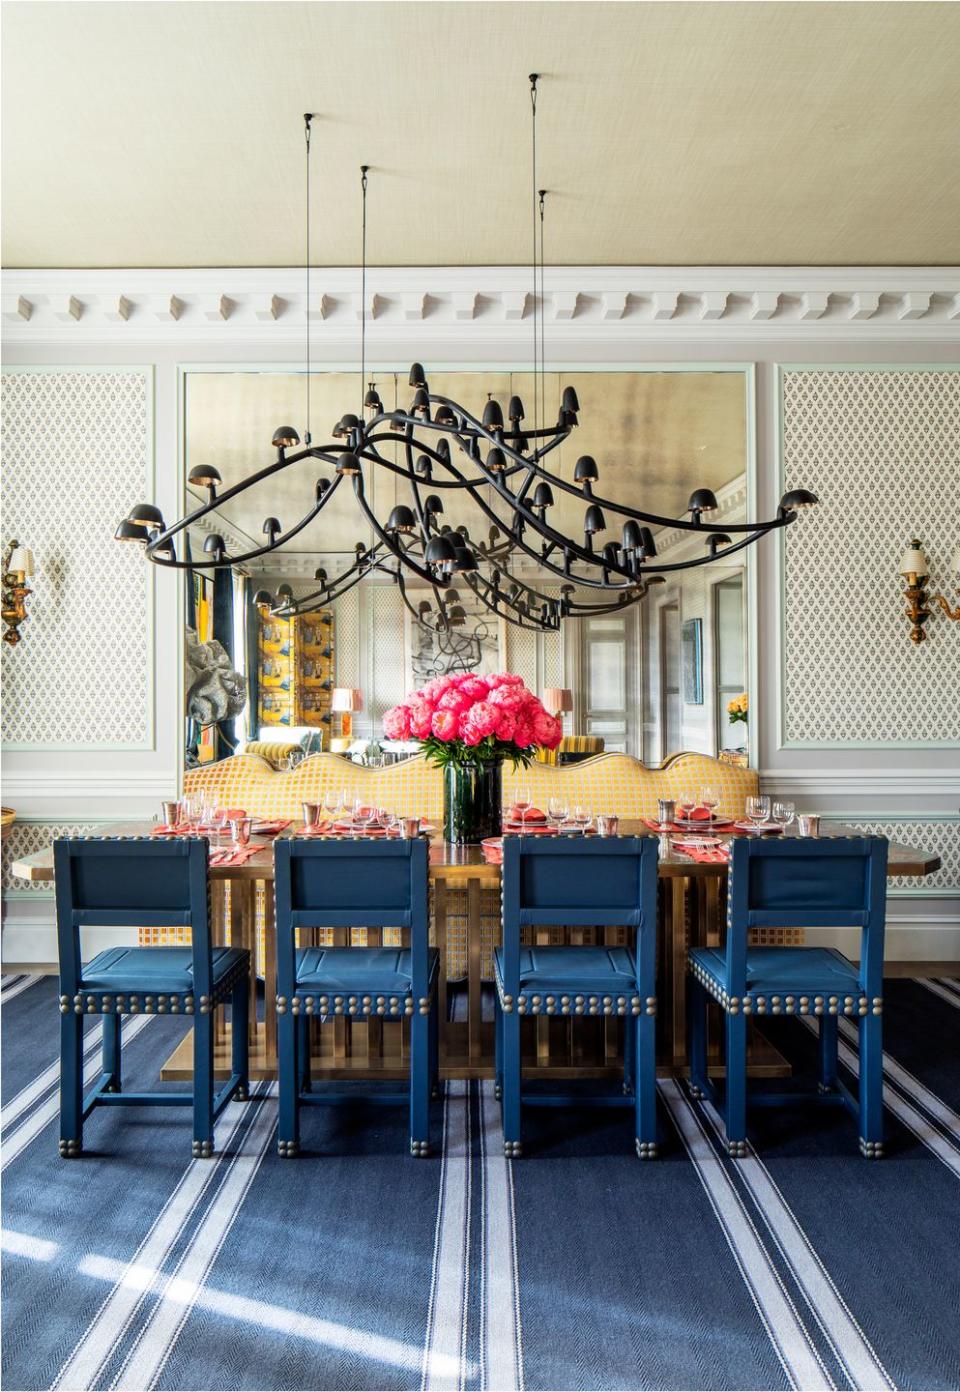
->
[
  {"left": 529, "top": 73, "right": 540, "bottom": 438},
  {"left": 360, "top": 164, "right": 369, "bottom": 417},
  {"left": 539, "top": 187, "right": 547, "bottom": 430},
  {"left": 304, "top": 113, "right": 314, "bottom": 445}
]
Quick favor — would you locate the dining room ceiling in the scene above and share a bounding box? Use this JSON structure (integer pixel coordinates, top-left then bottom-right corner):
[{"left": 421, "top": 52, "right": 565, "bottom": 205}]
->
[{"left": 3, "top": 1, "right": 958, "bottom": 270}]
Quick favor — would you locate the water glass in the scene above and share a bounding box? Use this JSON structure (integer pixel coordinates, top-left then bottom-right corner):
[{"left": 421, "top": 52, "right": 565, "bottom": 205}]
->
[
  {"left": 400, "top": 817, "right": 421, "bottom": 839},
  {"left": 746, "top": 795, "right": 771, "bottom": 829},
  {"left": 677, "top": 792, "right": 696, "bottom": 821},
  {"left": 548, "top": 795, "right": 569, "bottom": 829},
  {"left": 322, "top": 789, "right": 340, "bottom": 824},
  {"left": 772, "top": 799, "right": 795, "bottom": 831},
  {"left": 797, "top": 814, "right": 821, "bottom": 838},
  {"left": 161, "top": 800, "right": 180, "bottom": 829},
  {"left": 596, "top": 813, "right": 620, "bottom": 837},
  {"left": 302, "top": 801, "right": 321, "bottom": 830},
  {"left": 231, "top": 816, "right": 252, "bottom": 848},
  {"left": 571, "top": 803, "right": 592, "bottom": 834},
  {"left": 700, "top": 786, "right": 720, "bottom": 819},
  {"left": 657, "top": 798, "right": 675, "bottom": 829},
  {"left": 211, "top": 805, "right": 229, "bottom": 846},
  {"left": 514, "top": 785, "right": 532, "bottom": 831}
]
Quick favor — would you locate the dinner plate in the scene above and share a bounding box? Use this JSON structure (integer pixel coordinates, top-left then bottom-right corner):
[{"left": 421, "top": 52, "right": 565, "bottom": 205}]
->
[
  {"left": 733, "top": 820, "right": 783, "bottom": 833},
  {"left": 673, "top": 815, "right": 727, "bottom": 829}
]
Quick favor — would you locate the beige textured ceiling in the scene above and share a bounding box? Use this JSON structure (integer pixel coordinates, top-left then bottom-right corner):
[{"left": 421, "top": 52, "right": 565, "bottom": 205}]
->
[{"left": 2, "top": 1, "right": 959, "bottom": 268}]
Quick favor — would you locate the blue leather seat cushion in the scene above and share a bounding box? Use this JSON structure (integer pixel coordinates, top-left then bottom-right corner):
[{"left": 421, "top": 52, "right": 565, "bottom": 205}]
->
[
  {"left": 80, "top": 945, "right": 247, "bottom": 993},
  {"left": 494, "top": 945, "right": 636, "bottom": 993},
  {"left": 295, "top": 946, "right": 439, "bottom": 993},
  {"left": 689, "top": 945, "right": 860, "bottom": 995}
]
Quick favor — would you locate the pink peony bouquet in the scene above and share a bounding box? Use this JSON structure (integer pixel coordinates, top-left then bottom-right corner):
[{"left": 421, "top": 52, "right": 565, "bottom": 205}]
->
[{"left": 383, "top": 672, "right": 563, "bottom": 769}]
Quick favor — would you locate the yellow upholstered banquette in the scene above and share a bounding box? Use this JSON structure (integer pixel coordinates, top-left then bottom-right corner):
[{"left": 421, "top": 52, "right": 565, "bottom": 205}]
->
[{"left": 184, "top": 749, "right": 758, "bottom": 825}]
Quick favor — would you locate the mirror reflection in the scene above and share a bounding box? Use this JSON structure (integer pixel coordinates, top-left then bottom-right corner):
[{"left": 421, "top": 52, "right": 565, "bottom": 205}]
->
[{"left": 183, "top": 368, "right": 749, "bottom": 768}]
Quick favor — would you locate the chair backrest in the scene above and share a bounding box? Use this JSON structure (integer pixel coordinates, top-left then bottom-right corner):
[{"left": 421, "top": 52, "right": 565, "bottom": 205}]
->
[
  {"left": 725, "top": 836, "right": 888, "bottom": 996},
  {"left": 499, "top": 835, "right": 660, "bottom": 994},
  {"left": 273, "top": 837, "right": 431, "bottom": 992},
  {"left": 53, "top": 837, "right": 212, "bottom": 994}
]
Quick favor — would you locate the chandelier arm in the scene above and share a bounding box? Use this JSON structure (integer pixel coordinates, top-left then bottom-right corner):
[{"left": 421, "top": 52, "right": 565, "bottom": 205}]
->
[
  {"left": 272, "top": 542, "right": 385, "bottom": 615},
  {"left": 351, "top": 474, "right": 441, "bottom": 586},
  {"left": 145, "top": 492, "right": 336, "bottom": 570}
]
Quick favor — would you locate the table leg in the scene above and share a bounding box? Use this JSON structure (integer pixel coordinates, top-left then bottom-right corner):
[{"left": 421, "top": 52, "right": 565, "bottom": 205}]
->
[
  {"left": 670, "top": 876, "right": 690, "bottom": 1070},
  {"left": 263, "top": 886, "right": 277, "bottom": 1063},
  {"left": 433, "top": 880, "right": 449, "bottom": 1062},
  {"left": 467, "top": 877, "right": 484, "bottom": 1065},
  {"left": 229, "top": 879, "right": 258, "bottom": 1046}
]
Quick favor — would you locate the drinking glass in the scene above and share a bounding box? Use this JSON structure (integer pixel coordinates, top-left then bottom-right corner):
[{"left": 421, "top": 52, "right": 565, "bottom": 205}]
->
[
  {"left": 676, "top": 791, "right": 696, "bottom": 822},
  {"left": 514, "top": 785, "right": 532, "bottom": 832},
  {"left": 211, "top": 805, "right": 229, "bottom": 846},
  {"left": 354, "top": 798, "right": 377, "bottom": 837},
  {"left": 772, "top": 799, "right": 795, "bottom": 831},
  {"left": 322, "top": 788, "right": 340, "bottom": 826},
  {"left": 596, "top": 813, "right": 619, "bottom": 837},
  {"left": 547, "top": 795, "right": 569, "bottom": 830},
  {"left": 231, "top": 816, "right": 252, "bottom": 849},
  {"left": 571, "top": 802, "right": 592, "bottom": 834},
  {"left": 746, "top": 795, "right": 771, "bottom": 829},
  {"left": 700, "top": 785, "right": 720, "bottom": 820}
]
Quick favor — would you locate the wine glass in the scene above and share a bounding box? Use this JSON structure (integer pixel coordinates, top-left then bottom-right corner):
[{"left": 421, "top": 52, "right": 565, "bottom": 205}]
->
[
  {"left": 211, "top": 805, "right": 229, "bottom": 847},
  {"left": 571, "top": 802, "right": 592, "bottom": 835},
  {"left": 700, "top": 785, "right": 720, "bottom": 822},
  {"left": 746, "top": 795, "right": 771, "bottom": 830},
  {"left": 514, "top": 784, "right": 532, "bottom": 833},
  {"left": 772, "top": 799, "right": 795, "bottom": 832},
  {"left": 548, "top": 794, "right": 569, "bottom": 831},
  {"left": 676, "top": 791, "right": 696, "bottom": 823},
  {"left": 322, "top": 788, "right": 340, "bottom": 827}
]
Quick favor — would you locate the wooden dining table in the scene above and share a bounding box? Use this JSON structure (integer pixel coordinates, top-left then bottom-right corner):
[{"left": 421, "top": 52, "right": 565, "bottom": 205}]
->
[{"left": 12, "top": 820, "right": 941, "bottom": 1084}]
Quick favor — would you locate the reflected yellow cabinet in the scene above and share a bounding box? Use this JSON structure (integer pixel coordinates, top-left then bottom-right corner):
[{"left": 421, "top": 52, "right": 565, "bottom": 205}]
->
[{"left": 258, "top": 608, "right": 335, "bottom": 731}]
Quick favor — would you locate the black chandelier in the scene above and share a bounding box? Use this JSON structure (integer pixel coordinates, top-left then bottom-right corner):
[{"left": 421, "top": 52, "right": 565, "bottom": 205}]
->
[{"left": 116, "top": 78, "right": 818, "bottom": 631}]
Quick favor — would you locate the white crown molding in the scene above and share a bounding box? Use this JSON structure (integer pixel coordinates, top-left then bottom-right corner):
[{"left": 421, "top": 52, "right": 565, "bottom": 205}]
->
[{"left": 3, "top": 267, "right": 959, "bottom": 347}]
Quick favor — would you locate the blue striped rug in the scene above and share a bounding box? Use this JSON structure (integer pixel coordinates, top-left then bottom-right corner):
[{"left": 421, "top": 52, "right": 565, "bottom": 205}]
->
[{"left": 2, "top": 972, "right": 960, "bottom": 1391}]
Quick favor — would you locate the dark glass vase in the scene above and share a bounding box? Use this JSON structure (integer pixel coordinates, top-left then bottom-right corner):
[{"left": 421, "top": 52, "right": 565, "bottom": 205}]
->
[{"left": 443, "top": 758, "right": 503, "bottom": 844}]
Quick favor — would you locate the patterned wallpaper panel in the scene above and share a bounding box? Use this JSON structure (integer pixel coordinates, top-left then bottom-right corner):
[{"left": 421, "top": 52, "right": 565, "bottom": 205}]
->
[
  {"left": 822, "top": 817, "right": 959, "bottom": 895},
  {"left": 1, "top": 370, "right": 152, "bottom": 747},
  {"left": 781, "top": 369, "right": 959, "bottom": 745}
]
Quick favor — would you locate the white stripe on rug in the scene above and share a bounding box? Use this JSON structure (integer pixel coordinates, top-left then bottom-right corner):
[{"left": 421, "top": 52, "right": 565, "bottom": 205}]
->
[
  {"left": 798, "top": 1018, "right": 960, "bottom": 1178},
  {"left": 1, "top": 1015, "right": 154, "bottom": 1170},
  {"left": 479, "top": 1080, "right": 524, "bottom": 1392},
  {"left": 660, "top": 1080, "right": 834, "bottom": 1392},
  {"left": 112, "top": 1088, "right": 279, "bottom": 1390},
  {"left": 51, "top": 1090, "right": 267, "bottom": 1391},
  {"left": 917, "top": 979, "right": 960, "bottom": 1010},
  {"left": 698, "top": 1099, "right": 894, "bottom": 1391},
  {"left": 836, "top": 1016, "right": 960, "bottom": 1142},
  {"left": 422, "top": 1080, "right": 473, "bottom": 1392},
  {"left": 0, "top": 974, "right": 41, "bottom": 1004}
]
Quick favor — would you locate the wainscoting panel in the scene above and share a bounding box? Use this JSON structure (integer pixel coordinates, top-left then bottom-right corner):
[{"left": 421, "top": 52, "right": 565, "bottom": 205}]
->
[
  {"left": 780, "top": 366, "right": 960, "bottom": 748},
  {"left": 0, "top": 367, "right": 153, "bottom": 750}
]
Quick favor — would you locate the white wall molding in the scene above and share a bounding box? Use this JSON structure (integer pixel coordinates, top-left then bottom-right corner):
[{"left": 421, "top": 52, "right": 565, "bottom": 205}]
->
[
  {"left": 760, "top": 769, "right": 960, "bottom": 798},
  {"left": 4, "top": 267, "right": 960, "bottom": 346}
]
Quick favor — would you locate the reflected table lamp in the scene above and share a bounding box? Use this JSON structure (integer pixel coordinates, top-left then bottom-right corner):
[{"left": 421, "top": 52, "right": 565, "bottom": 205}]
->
[
  {"left": 331, "top": 687, "right": 362, "bottom": 739},
  {"left": 542, "top": 687, "right": 573, "bottom": 722}
]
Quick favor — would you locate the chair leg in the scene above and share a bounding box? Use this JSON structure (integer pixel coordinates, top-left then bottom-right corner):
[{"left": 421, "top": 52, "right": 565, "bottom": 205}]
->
[
  {"left": 724, "top": 1012, "right": 748, "bottom": 1157},
  {"left": 277, "top": 1008, "right": 300, "bottom": 1157},
  {"left": 501, "top": 1008, "right": 522, "bottom": 1157},
  {"left": 494, "top": 998, "right": 503, "bottom": 1102},
  {"left": 818, "top": 1015, "right": 839, "bottom": 1094},
  {"left": 688, "top": 977, "right": 708, "bottom": 1101},
  {"left": 858, "top": 1013, "right": 884, "bottom": 1159},
  {"left": 102, "top": 1011, "right": 121, "bottom": 1093},
  {"left": 192, "top": 1011, "right": 215, "bottom": 1158},
  {"left": 622, "top": 1013, "right": 636, "bottom": 1096},
  {"left": 634, "top": 1011, "right": 658, "bottom": 1159},
  {"left": 59, "top": 1010, "right": 84, "bottom": 1158},
  {"left": 231, "top": 981, "right": 249, "bottom": 1100},
  {"left": 410, "top": 1008, "right": 431, "bottom": 1157},
  {"left": 428, "top": 995, "right": 440, "bottom": 1099},
  {"left": 297, "top": 1016, "right": 311, "bottom": 1094}
]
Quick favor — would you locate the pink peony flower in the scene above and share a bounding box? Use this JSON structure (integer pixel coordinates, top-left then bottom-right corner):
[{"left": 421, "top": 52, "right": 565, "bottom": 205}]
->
[
  {"left": 438, "top": 689, "right": 471, "bottom": 715},
  {"left": 422, "top": 675, "right": 455, "bottom": 703},
  {"left": 462, "top": 700, "right": 498, "bottom": 738},
  {"left": 513, "top": 716, "right": 534, "bottom": 748},
  {"left": 493, "top": 709, "right": 517, "bottom": 742},
  {"left": 408, "top": 700, "right": 435, "bottom": 739},
  {"left": 533, "top": 709, "right": 563, "bottom": 749},
  {"left": 489, "top": 684, "right": 527, "bottom": 711},
  {"left": 383, "top": 704, "right": 411, "bottom": 740},
  {"left": 459, "top": 717, "right": 485, "bottom": 745},
  {"left": 486, "top": 672, "right": 525, "bottom": 688},
  {"left": 431, "top": 708, "right": 460, "bottom": 741},
  {"left": 458, "top": 676, "right": 489, "bottom": 703}
]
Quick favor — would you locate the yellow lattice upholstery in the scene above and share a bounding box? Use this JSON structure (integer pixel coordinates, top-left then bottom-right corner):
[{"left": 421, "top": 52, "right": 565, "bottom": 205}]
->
[
  {"left": 504, "top": 751, "right": 758, "bottom": 822},
  {"left": 536, "top": 734, "right": 606, "bottom": 766},
  {"left": 149, "top": 751, "right": 761, "bottom": 974},
  {"left": 242, "top": 740, "right": 307, "bottom": 769}
]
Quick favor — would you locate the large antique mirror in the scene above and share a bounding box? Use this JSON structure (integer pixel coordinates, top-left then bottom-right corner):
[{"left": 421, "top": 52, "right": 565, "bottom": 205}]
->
[{"left": 182, "top": 367, "right": 751, "bottom": 767}]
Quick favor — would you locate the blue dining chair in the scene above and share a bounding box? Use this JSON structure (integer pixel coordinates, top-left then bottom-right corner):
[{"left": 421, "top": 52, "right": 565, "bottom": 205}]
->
[
  {"left": 495, "top": 835, "right": 660, "bottom": 1159},
  {"left": 273, "top": 837, "right": 438, "bottom": 1157},
  {"left": 687, "top": 835, "right": 888, "bottom": 1157},
  {"left": 54, "top": 836, "right": 250, "bottom": 1159}
]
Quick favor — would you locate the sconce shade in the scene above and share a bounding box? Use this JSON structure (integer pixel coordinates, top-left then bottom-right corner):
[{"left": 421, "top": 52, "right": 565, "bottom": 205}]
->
[
  {"left": 425, "top": 535, "right": 457, "bottom": 566},
  {"left": 7, "top": 546, "right": 35, "bottom": 575},
  {"left": 486, "top": 448, "right": 507, "bottom": 473},
  {"left": 276, "top": 583, "right": 294, "bottom": 599},
  {"left": 387, "top": 505, "right": 416, "bottom": 533},
  {"left": 336, "top": 453, "right": 362, "bottom": 475},
  {"left": 898, "top": 541, "right": 929, "bottom": 578},
  {"left": 542, "top": 686, "right": 573, "bottom": 714},
  {"left": 272, "top": 426, "right": 300, "bottom": 449},
  {"left": 253, "top": 590, "right": 272, "bottom": 605},
  {"left": 687, "top": 488, "right": 718, "bottom": 516},
  {"left": 508, "top": 396, "right": 525, "bottom": 422},
  {"left": 779, "top": 488, "right": 819, "bottom": 512},
  {"left": 331, "top": 687, "right": 362, "bottom": 713},
  {"left": 574, "top": 455, "right": 599, "bottom": 486},
  {"left": 532, "top": 482, "right": 555, "bottom": 511},
  {"left": 482, "top": 399, "right": 504, "bottom": 431},
  {"left": 409, "top": 362, "right": 427, "bottom": 388},
  {"left": 452, "top": 545, "right": 478, "bottom": 572},
  {"left": 584, "top": 504, "right": 606, "bottom": 534},
  {"left": 115, "top": 520, "right": 149, "bottom": 543}
]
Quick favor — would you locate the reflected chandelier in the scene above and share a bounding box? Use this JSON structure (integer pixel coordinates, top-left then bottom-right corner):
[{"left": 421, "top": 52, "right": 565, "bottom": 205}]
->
[{"left": 116, "top": 78, "right": 818, "bottom": 631}]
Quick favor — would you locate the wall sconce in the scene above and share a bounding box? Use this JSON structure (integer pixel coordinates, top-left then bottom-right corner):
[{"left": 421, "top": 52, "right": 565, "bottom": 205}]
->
[
  {"left": 898, "top": 540, "right": 960, "bottom": 643},
  {"left": 2, "top": 541, "right": 35, "bottom": 646},
  {"left": 933, "top": 545, "right": 960, "bottom": 622}
]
